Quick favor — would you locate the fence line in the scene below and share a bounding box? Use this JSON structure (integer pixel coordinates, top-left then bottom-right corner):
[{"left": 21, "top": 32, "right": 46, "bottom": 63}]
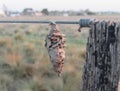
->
[{"left": 0, "top": 19, "right": 91, "bottom": 28}]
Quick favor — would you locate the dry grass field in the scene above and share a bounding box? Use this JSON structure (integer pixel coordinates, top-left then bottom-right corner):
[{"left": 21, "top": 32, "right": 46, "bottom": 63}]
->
[
  {"left": 0, "top": 15, "right": 120, "bottom": 91},
  {"left": 1, "top": 15, "right": 120, "bottom": 21}
]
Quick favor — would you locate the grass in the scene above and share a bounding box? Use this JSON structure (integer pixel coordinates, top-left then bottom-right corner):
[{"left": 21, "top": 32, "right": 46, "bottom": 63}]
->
[{"left": 0, "top": 16, "right": 90, "bottom": 91}]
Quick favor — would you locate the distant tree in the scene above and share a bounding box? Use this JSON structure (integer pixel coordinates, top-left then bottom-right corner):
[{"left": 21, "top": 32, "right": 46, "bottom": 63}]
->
[
  {"left": 85, "top": 9, "right": 96, "bottom": 15},
  {"left": 41, "top": 8, "right": 49, "bottom": 15},
  {"left": 22, "top": 8, "right": 35, "bottom": 16}
]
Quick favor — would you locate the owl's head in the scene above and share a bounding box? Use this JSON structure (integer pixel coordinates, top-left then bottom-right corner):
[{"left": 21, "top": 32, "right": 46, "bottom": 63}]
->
[
  {"left": 49, "top": 21, "right": 59, "bottom": 32},
  {"left": 49, "top": 21, "right": 56, "bottom": 28}
]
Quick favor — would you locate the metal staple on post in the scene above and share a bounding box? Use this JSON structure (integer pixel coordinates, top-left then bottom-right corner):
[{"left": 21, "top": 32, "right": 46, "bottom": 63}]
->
[{"left": 79, "top": 19, "right": 91, "bottom": 27}]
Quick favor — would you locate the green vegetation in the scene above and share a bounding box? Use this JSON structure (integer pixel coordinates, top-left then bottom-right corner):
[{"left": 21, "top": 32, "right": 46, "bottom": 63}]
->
[{"left": 0, "top": 22, "right": 88, "bottom": 91}]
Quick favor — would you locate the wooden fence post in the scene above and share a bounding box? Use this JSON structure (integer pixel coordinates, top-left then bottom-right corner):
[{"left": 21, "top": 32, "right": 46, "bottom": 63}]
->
[{"left": 81, "top": 21, "right": 120, "bottom": 91}]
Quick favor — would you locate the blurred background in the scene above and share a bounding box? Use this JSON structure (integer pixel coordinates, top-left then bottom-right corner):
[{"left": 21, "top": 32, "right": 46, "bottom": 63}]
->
[{"left": 0, "top": 0, "right": 120, "bottom": 91}]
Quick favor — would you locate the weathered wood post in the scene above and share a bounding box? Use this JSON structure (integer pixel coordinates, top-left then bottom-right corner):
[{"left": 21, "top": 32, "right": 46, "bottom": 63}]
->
[{"left": 81, "top": 20, "right": 120, "bottom": 91}]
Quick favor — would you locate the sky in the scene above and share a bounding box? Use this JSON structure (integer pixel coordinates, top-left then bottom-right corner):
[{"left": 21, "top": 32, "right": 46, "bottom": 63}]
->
[{"left": 0, "top": 0, "right": 120, "bottom": 12}]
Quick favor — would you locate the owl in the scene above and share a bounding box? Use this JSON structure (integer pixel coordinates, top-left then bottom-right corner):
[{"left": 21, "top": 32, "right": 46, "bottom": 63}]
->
[{"left": 45, "top": 22, "right": 66, "bottom": 76}]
